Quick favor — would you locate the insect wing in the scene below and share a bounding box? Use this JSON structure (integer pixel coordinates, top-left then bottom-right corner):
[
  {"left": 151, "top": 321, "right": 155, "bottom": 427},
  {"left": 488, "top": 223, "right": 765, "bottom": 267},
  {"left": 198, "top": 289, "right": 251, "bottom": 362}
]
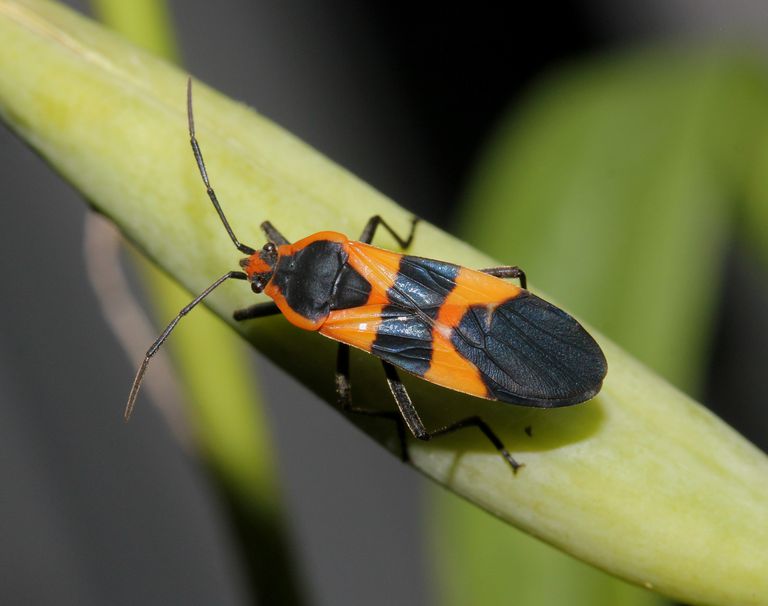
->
[
  {"left": 446, "top": 289, "right": 607, "bottom": 406},
  {"left": 323, "top": 247, "right": 606, "bottom": 407}
]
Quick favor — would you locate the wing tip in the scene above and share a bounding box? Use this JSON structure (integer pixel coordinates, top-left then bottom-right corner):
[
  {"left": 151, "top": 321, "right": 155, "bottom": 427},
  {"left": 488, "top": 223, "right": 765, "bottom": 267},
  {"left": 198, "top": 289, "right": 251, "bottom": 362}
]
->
[
  {"left": 477, "top": 294, "right": 609, "bottom": 408},
  {"left": 488, "top": 377, "right": 606, "bottom": 408}
]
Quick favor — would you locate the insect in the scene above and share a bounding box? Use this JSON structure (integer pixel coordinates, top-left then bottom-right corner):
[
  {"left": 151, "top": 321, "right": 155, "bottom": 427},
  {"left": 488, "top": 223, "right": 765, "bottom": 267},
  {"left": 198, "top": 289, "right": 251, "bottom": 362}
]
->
[{"left": 125, "top": 79, "right": 607, "bottom": 473}]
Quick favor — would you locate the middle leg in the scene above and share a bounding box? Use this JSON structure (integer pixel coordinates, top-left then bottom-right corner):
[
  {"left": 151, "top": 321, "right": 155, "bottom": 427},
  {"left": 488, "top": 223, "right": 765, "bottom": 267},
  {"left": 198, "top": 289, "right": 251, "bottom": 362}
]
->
[
  {"left": 335, "top": 344, "right": 409, "bottom": 462},
  {"left": 382, "top": 361, "right": 522, "bottom": 473},
  {"left": 479, "top": 265, "right": 527, "bottom": 289}
]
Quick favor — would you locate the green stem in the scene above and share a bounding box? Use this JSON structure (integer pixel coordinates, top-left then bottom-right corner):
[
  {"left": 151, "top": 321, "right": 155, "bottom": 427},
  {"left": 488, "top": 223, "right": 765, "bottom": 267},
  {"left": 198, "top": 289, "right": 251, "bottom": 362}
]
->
[{"left": 1, "top": 2, "right": 766, "bottom": 604}]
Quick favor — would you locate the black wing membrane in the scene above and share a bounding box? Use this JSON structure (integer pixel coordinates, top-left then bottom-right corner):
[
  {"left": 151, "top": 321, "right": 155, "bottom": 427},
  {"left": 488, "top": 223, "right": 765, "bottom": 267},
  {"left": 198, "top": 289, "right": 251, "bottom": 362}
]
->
[
  {"left": 365, "top": 254, "right": 606, "bottom": 406},
  {"left": 370, "top": 255, "right": 461, "bottom": 377},
  {"left": 450, "top": 292, "right": 607, "bottom": 406}
]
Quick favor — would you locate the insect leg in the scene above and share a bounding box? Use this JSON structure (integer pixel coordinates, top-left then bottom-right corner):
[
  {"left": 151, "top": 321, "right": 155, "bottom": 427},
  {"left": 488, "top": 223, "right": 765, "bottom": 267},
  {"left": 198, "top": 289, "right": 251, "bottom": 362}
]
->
[
  {"left": 358, "top": 215, "right": 419, "bottom": 248},
  {"left": 426, "top": 416, "right": 523, "bottom": 473},
  {"left": 233, "top": 301, "right": 281, "bottom": 321},
  {"left": 260, "top": 221, "right": 291, "bottom": 246},
  {"left": 187, "top": 79, "right": 255, "bottom": 255},
  {"left": 336, "top": 344, "right": 409, "bottom": 462},
  {"left": 479, "top": 265, "right": 527, "bottom": 289},
  {"left": 382, "top": 361, "right": 522, "bottom": 473},
  {"left": 124, "top": 270, "right": 248, "bottom": 421}
]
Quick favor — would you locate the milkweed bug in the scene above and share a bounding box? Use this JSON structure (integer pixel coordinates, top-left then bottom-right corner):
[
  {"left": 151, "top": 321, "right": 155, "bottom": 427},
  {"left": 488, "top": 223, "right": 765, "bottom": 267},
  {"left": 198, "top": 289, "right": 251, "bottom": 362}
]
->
[{"left": 125, "top": 79, "right": 607, "bottom": 473}]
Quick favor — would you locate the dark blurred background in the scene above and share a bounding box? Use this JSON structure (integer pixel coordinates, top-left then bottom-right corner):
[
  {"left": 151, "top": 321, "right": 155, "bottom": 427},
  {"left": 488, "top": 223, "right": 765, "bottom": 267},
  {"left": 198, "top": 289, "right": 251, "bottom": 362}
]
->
[{"left": 1, "top": 1, "right": 767, "bottom": 605}]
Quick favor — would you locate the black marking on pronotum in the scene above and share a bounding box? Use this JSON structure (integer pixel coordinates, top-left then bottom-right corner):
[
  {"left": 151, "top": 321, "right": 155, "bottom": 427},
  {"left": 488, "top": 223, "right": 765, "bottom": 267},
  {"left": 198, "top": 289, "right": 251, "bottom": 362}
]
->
[
  {"left": 270, "top": 240, "right": 346, "bottom": 322},
  {"left": 330, "top": 265, "right": 372, "bottom": 310}
]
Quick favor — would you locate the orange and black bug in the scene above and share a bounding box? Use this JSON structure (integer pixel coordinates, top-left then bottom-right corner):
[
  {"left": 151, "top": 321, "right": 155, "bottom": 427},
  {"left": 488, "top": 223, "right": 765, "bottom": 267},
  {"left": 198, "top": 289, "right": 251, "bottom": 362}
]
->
[{"left": 125, "top": 80, "right": 608, "bottom": 472}]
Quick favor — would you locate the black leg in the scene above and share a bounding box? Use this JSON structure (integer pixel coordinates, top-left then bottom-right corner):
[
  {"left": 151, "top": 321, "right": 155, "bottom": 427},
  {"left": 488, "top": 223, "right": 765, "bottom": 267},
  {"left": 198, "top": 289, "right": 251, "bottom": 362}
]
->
[
  {"left": 125, "top": 270, "right": 248, "bottom": 421},
  {"left": 233, "top": 301, "right": 282, "bottom": 321},
  {"left": 335, "top": 343, "right": 352, "bottom": 408},
  {"left": 335, "top": 344, "right": 409, "bottom": 462},
  {"left": 260, "top": 221, "right": 290, "bottom": 246},
  {"left": 427, "top": 415, "right": 523, "bottom": 473},
  {"left": 359, "top": 215, "right": 419, "bottom": 248},
  {"left": 382, "top": 361, "right": 522, "bottom": 473},
  {"left": 480, "top": 265, "right": 527, "bottom": 290}
]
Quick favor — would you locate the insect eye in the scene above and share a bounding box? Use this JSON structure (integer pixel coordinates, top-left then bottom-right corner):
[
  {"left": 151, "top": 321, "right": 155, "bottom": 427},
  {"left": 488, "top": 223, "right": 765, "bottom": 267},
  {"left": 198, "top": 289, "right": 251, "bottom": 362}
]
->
[
  {"left": 251, "top": 279, "right": 264, "bottom": 293},
  {"left": 264, "top": 242, "right": 277, "bottom": 254}
]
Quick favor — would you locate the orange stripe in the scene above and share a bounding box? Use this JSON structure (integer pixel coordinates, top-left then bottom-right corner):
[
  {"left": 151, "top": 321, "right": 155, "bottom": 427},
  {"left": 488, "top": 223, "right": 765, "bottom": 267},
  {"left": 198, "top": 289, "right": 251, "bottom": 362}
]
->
[
  {"left": 319, "top": 305, "right": 387, "bottom": 352},
  {"left": 345, "top": 241, "right": 402, "bottom": 305},
  {"left": 289, "top": 231, "right": 350, "bottom": 249},
  {"left": 430, "top": 265, "right": 522, "bottom": 334},
  {"left": 268, "top": 290, "right": 323, "bottom": 331},
  {"left": 422, "top": 331, "right": 486, "bottom": 398},
  {"left": 449, "top": 266, "right": 522, "bottom": 307},
  {"left": 422, "top": 267, "right": 523, "bottom": 398}
]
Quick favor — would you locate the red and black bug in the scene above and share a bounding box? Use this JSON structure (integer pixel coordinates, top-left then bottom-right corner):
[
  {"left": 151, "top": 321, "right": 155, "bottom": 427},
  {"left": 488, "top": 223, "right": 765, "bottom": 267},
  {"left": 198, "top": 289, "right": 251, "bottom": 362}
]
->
[{"left": 125, "top": 80, "right": 607, "bottom": 472}]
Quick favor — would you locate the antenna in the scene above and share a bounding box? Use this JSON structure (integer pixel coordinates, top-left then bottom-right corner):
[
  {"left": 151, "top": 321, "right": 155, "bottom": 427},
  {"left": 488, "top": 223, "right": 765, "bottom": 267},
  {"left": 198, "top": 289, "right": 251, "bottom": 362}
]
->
[
  {"left": 187, "top": 77, "right": 255, "bottom": 255},
  {"left": 124, "top": 79, "right": 257, "bottom": 420},
  {"left": 124, "top": 271, "right": 247, "bottom": 420}
]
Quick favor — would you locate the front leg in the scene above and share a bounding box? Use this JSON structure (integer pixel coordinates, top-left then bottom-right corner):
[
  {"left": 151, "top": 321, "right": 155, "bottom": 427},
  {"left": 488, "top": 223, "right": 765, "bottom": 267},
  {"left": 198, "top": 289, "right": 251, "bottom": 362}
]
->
[
  {"left": 233, "top": 301, "right": 281, "bottom": 321},
  {"left": 260, "top": 221, "right": 291, "bottom": 246},
  {"left": 335, "top": 344, "right": 409, "bottom": 462}
]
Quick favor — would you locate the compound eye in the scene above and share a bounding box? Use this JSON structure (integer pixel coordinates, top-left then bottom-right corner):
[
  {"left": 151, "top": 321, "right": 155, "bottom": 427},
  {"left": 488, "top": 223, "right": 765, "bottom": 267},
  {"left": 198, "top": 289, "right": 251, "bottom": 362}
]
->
[
  {"left": 263, "top": 242, "right": 277, "bottom": 254},
  {"left": 251, "top": 278, "right": 265, "bottom": 293}
]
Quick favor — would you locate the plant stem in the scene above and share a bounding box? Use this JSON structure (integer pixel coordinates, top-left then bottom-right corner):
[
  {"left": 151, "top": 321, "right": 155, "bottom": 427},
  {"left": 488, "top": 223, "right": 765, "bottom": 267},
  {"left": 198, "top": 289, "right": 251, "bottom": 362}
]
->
[{"left": 0, "top": 2, "right": 767, "bottom": 604}]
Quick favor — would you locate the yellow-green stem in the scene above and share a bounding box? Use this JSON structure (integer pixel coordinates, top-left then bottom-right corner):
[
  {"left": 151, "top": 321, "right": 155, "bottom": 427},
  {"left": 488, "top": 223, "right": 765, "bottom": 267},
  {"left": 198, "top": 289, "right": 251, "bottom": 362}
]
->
[{"left": 1, "top": 2, "right": 766, "bottom": 604}]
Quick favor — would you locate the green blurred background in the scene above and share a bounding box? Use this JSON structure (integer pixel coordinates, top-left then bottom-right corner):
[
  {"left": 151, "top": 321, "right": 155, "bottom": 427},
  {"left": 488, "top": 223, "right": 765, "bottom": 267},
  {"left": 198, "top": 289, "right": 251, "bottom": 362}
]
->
[{"left": 1, "top": 1, "right": 766, "bottom": 605}]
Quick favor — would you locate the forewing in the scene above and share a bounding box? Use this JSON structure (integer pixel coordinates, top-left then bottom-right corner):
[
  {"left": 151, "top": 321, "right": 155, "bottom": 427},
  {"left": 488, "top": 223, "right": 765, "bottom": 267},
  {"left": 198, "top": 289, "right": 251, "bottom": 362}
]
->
[
  {"left": 448, "top": 292, "right": 607, "bottom": 406},
  {"left": 323, "top": 249, "right": 606, "bottom": 406},
  {"left": 319, "top": 305, "right": 432, "bottom": 374}
]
